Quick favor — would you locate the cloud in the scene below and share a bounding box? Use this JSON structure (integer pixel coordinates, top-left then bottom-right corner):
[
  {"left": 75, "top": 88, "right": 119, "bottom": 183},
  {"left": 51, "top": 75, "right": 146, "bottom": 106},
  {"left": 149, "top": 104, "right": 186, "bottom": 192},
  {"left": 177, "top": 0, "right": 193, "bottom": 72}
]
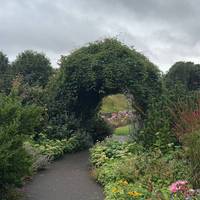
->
[{"left": 0, "top": 0, "right": 200, "bottom": 71}]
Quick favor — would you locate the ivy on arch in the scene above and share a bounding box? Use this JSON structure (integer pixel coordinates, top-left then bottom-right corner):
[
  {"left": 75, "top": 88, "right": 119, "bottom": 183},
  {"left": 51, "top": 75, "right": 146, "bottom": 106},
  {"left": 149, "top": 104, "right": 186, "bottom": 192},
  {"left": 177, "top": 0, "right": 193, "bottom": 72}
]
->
[{"left": 47, "top": 39, "right": 162, "bottom": 139}]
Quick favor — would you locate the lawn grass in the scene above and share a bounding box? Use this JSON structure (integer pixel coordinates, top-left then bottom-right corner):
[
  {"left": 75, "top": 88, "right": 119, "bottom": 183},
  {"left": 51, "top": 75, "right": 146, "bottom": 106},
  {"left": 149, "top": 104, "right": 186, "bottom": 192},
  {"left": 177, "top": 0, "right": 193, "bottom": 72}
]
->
[
  {"left": 114, "top": 124, "right": 132, "bottom": 136},
  {"left": 101, "top": 94, "right": 131, "bottom": 113}
]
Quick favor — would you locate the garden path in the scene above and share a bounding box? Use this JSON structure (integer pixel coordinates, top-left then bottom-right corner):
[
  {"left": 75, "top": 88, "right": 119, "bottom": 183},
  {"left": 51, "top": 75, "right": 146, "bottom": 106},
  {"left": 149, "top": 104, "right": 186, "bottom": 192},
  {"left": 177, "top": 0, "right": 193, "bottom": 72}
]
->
[
  {"left": 111, "top": 135, "right": 129, "bottom": 142},
  {"left": 24, "top": 151, "right": 104, "bottom": 200}
]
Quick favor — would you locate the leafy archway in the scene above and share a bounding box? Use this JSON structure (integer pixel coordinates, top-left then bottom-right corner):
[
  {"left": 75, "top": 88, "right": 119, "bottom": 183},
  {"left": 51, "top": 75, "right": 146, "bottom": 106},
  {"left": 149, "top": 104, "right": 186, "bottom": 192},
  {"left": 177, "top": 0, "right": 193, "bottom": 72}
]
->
[{"left": 47, "top": 39, "right": 162, "bottom": 139}]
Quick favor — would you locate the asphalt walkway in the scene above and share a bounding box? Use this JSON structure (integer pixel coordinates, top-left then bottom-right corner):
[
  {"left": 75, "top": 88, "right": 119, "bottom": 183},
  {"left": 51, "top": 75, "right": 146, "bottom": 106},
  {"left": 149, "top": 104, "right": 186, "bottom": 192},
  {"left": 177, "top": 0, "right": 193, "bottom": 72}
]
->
[{"left": 24, "top": 151, "right": 104, "bottom": 200}]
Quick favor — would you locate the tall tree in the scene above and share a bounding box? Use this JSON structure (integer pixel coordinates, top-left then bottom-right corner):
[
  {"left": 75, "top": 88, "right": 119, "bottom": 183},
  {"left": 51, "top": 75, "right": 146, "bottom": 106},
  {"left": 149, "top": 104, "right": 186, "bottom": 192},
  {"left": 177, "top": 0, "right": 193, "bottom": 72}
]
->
[
  {"left": 0, "top": 52, "right": 12, "bottom": 93},
  {"left": 0, "top": 52, "right": 9, "bottom": 73},
  {"left": 165, "top": 61, "right": 200, "bottom": 90},
  {"left": 12, "top": 50, "right": 53, "bottom": 87}
]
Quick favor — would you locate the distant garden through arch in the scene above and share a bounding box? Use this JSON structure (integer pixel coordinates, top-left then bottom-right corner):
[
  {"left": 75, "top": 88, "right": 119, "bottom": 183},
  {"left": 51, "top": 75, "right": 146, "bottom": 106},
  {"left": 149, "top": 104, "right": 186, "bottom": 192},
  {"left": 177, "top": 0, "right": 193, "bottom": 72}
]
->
[
  {"left": 100, "top": 93, "right": 136, "bottom": 137},
  {"left": 47, "top": 39, "right": 162, "bottom": 140}
]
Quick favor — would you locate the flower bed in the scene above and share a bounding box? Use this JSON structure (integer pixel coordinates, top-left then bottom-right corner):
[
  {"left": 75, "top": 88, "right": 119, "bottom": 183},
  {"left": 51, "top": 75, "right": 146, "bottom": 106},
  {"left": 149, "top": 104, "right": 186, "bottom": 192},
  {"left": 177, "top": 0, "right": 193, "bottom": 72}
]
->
[
  {"left": 90, "top": 140, "right": 200, "bottom": 200},
  {"left": 101, "top": 111, "right": 135, "bottom": 128}
]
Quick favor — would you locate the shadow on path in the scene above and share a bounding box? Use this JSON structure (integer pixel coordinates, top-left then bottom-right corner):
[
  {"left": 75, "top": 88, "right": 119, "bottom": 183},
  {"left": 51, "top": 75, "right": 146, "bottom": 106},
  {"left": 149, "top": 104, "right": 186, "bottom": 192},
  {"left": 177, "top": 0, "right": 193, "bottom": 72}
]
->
[{"left": 24, "top": 151, "right": 104, "bottom": 200}]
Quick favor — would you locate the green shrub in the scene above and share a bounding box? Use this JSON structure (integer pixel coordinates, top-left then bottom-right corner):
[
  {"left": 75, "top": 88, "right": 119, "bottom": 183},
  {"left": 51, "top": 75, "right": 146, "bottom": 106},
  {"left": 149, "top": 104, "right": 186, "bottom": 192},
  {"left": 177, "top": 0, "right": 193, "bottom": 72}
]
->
[
  {"left": 0, "top": 129, "right": 32, "bottom": 199},
  {"left": 90, "top": 117, "right": 113, "bottom": 142},
  {"left": 66, "top": 131, "right": 93, "bottom": 151},
  {"left": 94, "top": 157, "right": 145, "bottom": 186},
  {"left": 0, "top": 94, "right": 43, "bottom": 199},
  {"left": 28, "top": 131, "right": 93, "bottom": 161},
  {"left": 138, "top": 93, "right": 177, "bottom": 150},
  {"left": 24, "top": 141, "right": 52, "bottom": 171},
  {"left": 138, "top": 84, "right": 189, "bottom": 150},
  {"left": 170, "top": 92, "right": 200, "bottom": 141},
  {"left": 90, "top": 140, "right": 142, "bottom": 167},
  {"left": 0, "top": 188, "right": 22, "bottom": 200},
  {"left": 164, "top": 92, "right": 200, "bottom": 188},
  {"left": 183, "top": 131, "right": 200, "bottom": 188}
]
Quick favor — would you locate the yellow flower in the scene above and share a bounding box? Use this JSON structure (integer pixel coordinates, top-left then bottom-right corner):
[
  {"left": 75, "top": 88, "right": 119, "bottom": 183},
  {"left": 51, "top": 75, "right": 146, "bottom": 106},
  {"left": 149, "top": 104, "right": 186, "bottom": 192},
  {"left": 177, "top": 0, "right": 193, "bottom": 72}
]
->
[
  {"left": 118, "top": 179, "right": 128, "bottom": 185},
  {"left": 112, "top": 188, "right": 118, "bottom": 193},
  {"left": 123, "top": 180, "right": 128, "bottom": 185},
  {"left": 128, "top": 191, "right": 142, "bottom": 197}
]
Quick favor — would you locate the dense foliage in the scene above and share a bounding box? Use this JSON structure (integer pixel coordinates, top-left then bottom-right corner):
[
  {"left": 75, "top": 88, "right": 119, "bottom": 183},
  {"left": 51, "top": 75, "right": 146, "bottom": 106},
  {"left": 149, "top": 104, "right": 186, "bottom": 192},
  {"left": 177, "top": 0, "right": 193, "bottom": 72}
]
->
[
  {"left": 90, "top": 140, "right": 200, "bottom": 200},
  {"left": 165, "top": 61, "right": 200, "bottom": 91},
  {"left": 137, "top": 83, "right": 193, "bottom": 150},
  {"left": 0, "top": 94, "right": 43, "bottom": 199},
  {"left": 47, "top": 39, "right": 162, "bottom": 139},
  {"left": 184, "top": 131, "right": 200, "bottom": 188},
  {"left": 12, "top": 50, "right": 53, "bottom": 87},
  {"left": 0, "top": 52, "right": 12, "bottom": 93},
  {"left": 27, "top": 132, "right": 92, "bottom": 159},
  {"left": 0, "top": 52, "right": 9, "bottom": 73}
]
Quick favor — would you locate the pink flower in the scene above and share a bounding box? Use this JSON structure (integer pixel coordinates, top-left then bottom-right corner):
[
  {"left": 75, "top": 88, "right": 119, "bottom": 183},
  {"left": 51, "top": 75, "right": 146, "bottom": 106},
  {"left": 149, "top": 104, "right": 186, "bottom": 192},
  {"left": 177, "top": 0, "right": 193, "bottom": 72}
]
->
[
  {"left": 169, "top": 180, "right": 188, "bottom": 193},
  {"left": 169, "top": 183, "right": 178, "bottom": 193}
]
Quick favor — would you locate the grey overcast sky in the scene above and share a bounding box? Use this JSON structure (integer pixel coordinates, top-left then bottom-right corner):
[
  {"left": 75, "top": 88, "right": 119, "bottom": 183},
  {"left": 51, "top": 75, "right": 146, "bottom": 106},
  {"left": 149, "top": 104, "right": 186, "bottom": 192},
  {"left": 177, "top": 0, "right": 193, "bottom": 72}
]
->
[{"left": 0, "top": 0, "right": 200, "bottom": 72}]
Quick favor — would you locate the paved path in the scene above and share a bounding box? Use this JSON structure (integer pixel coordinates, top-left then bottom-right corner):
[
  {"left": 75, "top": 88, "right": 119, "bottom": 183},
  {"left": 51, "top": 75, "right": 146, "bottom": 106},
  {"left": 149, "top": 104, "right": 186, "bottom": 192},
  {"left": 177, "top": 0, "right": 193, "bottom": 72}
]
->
[
  {"left": 24, "top": 151, "right": 104, "bottom": 200},
  {"left": 111, "top": 135, "right": 129, "bottom": 143}
]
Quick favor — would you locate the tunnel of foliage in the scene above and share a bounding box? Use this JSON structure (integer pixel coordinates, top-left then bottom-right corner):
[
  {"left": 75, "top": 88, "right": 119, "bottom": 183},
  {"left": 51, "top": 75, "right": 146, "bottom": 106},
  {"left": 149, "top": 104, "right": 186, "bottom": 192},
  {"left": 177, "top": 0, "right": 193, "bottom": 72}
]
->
[{"left": 47, "top": 39, "right": 162, "bottom": 140}]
